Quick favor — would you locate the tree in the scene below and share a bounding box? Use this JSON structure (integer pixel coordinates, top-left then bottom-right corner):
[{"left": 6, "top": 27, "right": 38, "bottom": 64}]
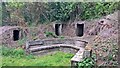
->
[{"left": 2, "top": 2, "right": 11, "bottom": 26}]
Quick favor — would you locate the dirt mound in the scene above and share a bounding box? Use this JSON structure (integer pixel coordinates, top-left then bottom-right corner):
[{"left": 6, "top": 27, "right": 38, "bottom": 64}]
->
[
  {"left": 84, "top": 11, "right": 118, "bottom": 43},
  {"left": 87, "top": 11, "right": 119, "bottom": 66}
]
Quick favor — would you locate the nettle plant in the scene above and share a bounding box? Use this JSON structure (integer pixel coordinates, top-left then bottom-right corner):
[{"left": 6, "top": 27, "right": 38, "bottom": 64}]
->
[{"left": 78, "top": 57, "right": 95, "bottom": 68}]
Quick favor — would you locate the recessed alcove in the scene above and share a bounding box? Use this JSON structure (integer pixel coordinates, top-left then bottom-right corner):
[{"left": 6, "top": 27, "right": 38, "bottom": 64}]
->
[
  {"left": 76, "top": 24, "right": 84, "bottom": 37},
  {"left": 13, "top": 30, "right": 19, "bottom": 41},
  {"left": 55, "top": 24, "right": 62, "bottom": 36}
]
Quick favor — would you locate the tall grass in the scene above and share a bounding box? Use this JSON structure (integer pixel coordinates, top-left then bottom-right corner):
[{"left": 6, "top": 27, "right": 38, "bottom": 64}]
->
[{"left": 2, "top": 46, "right": 74, "bottom": 66}]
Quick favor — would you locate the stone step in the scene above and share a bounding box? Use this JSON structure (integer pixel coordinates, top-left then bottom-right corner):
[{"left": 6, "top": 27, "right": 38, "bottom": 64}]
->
[
  {"left": 29, "top": 44, "right": 81, "bottom": 52},
  {"left": 71, "top": 49, "right": 84, "bottom": 62}
]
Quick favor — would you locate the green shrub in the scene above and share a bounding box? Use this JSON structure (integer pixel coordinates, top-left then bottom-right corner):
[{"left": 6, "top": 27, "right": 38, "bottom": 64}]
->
[
  {"left": 78, "top": 57, "right": 95, "bottom": 68},
  {"left": 2, "top": 46, "right": 36, "bottom": 59},
  {"left": 17, "top": 37, "right": 27, "bottom": 46},
  {"left": 58, "top": 36, "right": 65, "bottom": 40},
  {"left": 2, "top": 2, "right": 118, "bottom": 26},
  {"left": 45, "top": 2, "right": 118, "bottom": 22},
  {"left": 2, "top": 46, "right": 25, "bottom": 58},
  {"left": 25, "top": 54, "right": 35, "bottom": 59},
  {"left": 12, "top": 48, "right": 25, "bottom": 57},
  {"left": 44, "top": 31, "right": 66, "bottom": 39},
  {"left": 80, "top": 2, "right": 118, "bottom": 20},
  {"left": 44, "top": 31, "right": 57, "bottom": 38},
  {"left": 2, "top": 46, "right": 14, "bottom": 56}
]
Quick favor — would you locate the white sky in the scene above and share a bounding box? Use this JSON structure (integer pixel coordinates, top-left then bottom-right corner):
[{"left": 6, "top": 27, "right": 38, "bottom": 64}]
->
[{"left": 1, "top": 0, "right": 120, "bottom": 2}]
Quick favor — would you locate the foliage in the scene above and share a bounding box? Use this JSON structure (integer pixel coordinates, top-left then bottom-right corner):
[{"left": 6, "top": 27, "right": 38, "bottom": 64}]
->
[
  {"left": 80, "top": 2, "right": 118, "bottom": 20},
  {"left": 2, "top": 46, "right": 35, "bottom": 59},
  {"left": 44, "top": 31, "right": 57, "bottom": 38},
  {"left": 22, "top": 3, "right": 48, "bottom": 25},
  {"left": 12, "top": 48, "right": 25, "bottom": 57},
  {"left": 47, "top": 2, "right": 77, "bottom": 22},
  {"left": 2, "top": 2, "right": 118, "bottom": 26},
  {"left": 78, "top": 57, "right": 95, "bottom": 68},
  {"left": 7, "top": 2, "right": 25, "bottom": 9},
  {"left": 2, "top": 2, "right": 10, "bottom": 26},
  {"left": 58, "top": 36, "right": 65, "bottom": 40},
  {"left": 0, "top": 3, "right": 2, "bottom": 26},
  {"left": 44, "top": 31, "right": 65, "bottom": 39},
  {"left": 2, "top": 51, "right": 73, "bottom": 66},
  {"left": 2, "top": 46, "right": 25, "bottom": 58},
  {"left": 17, "top": 37, "right": 27, "bottom": 46}
]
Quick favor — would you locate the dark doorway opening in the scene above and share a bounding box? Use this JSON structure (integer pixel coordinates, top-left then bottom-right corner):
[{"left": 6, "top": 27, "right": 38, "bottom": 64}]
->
[
  {"left": 76, "top": 24, "right": 84, "bottom": 37},
  {"left": 55, "top": 24, "right": 61, "bottom": 36},
  {"left": 13, "top": 30, "right": 19, "bottom": 41}
]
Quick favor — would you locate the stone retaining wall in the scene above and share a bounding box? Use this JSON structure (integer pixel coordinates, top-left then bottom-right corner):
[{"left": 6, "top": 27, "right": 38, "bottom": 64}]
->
[
  {"left": 31, "top": 46, "right": 79, "bottom": 56},
  {"left": 26, "top": 38, "right": 92, "bottom": 67},
  {"left": 26, "top": 38, "right": 88, "bottom": 49}
]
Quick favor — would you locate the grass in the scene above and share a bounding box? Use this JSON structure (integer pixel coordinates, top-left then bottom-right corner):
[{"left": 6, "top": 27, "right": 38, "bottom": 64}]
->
[{"left": 2, "top": 51, "right": 74, "bottom": 66}]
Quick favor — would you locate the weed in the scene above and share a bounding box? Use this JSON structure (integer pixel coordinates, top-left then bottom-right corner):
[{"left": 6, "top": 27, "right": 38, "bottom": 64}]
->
[
  {"left": 44, "top": 31, "right": 57, "bottom": 38},
  {"left": 78, "top": 57, "right": 95, "bottom": 68},
  {"left": 58, "top": 36, "right": 65, "bottom": 40},
  {"left": 17, "top": 37, "right": 27, "bottom": 47},
  {"left": 2, "top": 46, "right": 25, "bottom": 58}
]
